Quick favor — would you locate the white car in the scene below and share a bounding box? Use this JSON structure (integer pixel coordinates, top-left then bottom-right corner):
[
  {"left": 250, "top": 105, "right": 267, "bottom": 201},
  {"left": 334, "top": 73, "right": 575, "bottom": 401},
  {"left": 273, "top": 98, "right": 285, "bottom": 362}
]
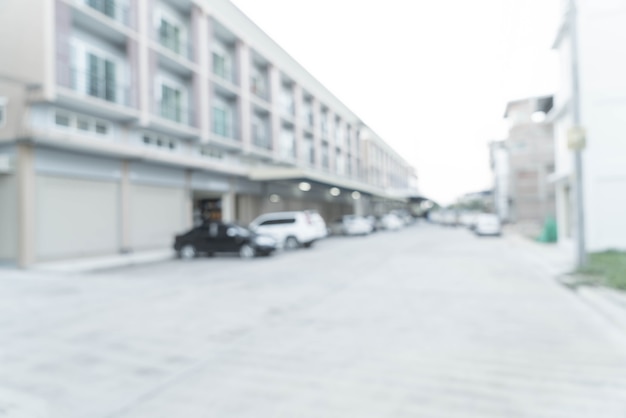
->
[
  {"left": 329, "top": 215, "right": 373, "bottom": 236},
  {"left": 380, "top": 213, "right": 403, "bottom": 231},
  {"left": 474, "top": 213, "right": 502, "bottom": 236},
  {"left": 249, "top": 210, "right": 327, "bottom": 249}
]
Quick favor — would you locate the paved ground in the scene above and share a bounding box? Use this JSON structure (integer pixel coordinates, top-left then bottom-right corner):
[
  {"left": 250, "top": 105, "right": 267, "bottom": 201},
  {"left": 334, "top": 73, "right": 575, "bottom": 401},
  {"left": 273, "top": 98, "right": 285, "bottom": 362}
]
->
[{"left": 1, "top": 223, "right": 626, "bottom": 417}]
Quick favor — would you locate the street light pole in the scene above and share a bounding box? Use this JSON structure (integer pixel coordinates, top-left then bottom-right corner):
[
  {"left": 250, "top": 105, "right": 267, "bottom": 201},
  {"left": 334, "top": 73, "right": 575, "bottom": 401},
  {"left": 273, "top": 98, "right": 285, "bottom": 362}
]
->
[{"left": 568, "top": 0, "right": 587, "bottom": 267}]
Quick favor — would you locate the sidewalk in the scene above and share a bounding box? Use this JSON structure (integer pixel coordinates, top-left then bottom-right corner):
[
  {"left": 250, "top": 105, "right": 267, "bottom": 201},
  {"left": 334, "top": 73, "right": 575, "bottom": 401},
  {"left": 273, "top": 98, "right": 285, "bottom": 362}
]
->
[
  {"left": 30, "top": 249, "right": 175, "bottom": 274},
  {"left": 504, "top": 226, "right": 626, "bottom": 335}
]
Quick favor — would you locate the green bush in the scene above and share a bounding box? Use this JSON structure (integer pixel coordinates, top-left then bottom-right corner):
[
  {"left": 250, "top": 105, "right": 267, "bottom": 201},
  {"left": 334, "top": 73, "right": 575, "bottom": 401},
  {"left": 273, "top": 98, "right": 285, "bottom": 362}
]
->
[{"left": 579, "top": 251, "right": 626, "bottom": 290}]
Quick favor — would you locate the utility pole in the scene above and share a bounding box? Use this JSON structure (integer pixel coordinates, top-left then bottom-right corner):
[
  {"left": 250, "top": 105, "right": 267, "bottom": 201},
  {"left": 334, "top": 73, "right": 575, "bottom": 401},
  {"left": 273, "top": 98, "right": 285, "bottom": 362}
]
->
[{"left": 568, "top": 0, "right": 587, "bottom": 267}]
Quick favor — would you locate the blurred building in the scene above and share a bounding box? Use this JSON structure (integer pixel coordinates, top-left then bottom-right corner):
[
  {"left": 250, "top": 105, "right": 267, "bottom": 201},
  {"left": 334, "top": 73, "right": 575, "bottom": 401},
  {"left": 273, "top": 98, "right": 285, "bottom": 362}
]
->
[
  {"left": 0, "top": 0, "right": 418, "bottom": 267},
  {"left": 489, "top": 140, "right": 509, "bottom": 222},
  {"left": 549, "top": 0, "right": 626, "bottom": 252},
  {"left": 499, "top": 95, "right": 555, "bottom": 237}
]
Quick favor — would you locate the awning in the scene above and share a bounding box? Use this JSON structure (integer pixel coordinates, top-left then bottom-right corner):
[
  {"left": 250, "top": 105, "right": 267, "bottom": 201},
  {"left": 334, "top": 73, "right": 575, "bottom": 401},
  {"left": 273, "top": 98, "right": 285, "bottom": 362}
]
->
[{"left": 248, "top": 166, "right": 409, "bottom": 202}]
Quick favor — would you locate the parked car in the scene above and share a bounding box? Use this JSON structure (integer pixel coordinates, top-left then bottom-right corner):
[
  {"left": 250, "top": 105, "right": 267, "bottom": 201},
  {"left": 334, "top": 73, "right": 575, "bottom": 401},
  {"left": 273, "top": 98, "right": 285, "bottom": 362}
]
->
[
  {"left": 174, "top": 222, "right": 277, "bottom": 259},
  {"left": 474, "top": 213, "right": 502, "bottom": 236},
  {"left": 249, "top": 210, "right": 327, "bottom": 249},
  {"left": 380, "top": 213, "right": 404, "bottom": 231},
  {"left": 329, "top": 215, "right": 373, "bottom": 236}
]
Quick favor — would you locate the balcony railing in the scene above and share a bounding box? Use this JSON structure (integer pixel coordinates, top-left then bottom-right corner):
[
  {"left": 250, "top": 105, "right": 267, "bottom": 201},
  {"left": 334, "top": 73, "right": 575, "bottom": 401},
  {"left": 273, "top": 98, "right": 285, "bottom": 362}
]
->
[
  {"left": 154, "top": 29, "right": 194, "bottom": 61},
  {"left": 252, "top": 130, "right": 271, "bottom": 150},
  {"left": 84, "top": 0, "right": 133, "bottom": 28},
  {"left": 155, "top": 101, "right": 196, "bottom": 127},
  {"left": 57, "top": 65, "right": 134, "bottom": 107}
]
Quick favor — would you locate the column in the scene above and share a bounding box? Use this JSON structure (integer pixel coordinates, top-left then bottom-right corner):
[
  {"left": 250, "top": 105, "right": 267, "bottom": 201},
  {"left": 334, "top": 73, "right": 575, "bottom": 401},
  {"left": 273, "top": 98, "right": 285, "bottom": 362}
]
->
[
  {"left": 236, "top": 41, "right": 251, "bottom": 151},
  {"left": 120, "top": 161, "right": 131, "bottom": 253},
  {"left": 193, "top": 6, "right": 211, "bottom": 140},
  {"left": 269, "top": 64, "right": 281, "bottom": 159},
  {"left": 312, "top": 97, "right": 322, "bottom": 170},
  {"left": 137, "top": 0, "right": 151, "bottom": 125},
  {"left": 221, "top": 178, "right": 236, "bottom": 222},
  {"left": 17, "top": 143, "right": 35, "bottom": 268},
  {"left": 293, "top": 83, "right": 304, "bottom": 163}
]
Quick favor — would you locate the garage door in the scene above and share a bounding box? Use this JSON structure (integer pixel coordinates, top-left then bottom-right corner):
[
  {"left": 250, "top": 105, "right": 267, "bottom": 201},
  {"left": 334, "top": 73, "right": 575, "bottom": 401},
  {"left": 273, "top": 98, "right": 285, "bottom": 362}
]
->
[
  {"left": 130, "top": 184, "right": 187, "bottom": 250},
  {"left": 36, "top": 175, "right": 119, "bottom": 260}
]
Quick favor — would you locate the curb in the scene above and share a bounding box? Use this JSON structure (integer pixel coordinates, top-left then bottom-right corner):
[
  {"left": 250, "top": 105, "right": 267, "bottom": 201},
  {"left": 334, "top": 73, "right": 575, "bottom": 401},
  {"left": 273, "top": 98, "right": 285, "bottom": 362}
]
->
[
  {"left": 30, "top": 250, "right": 176, "bottom": 274},
  {"left": 574, "top": 285, "right": 626, "bottom": 331}
]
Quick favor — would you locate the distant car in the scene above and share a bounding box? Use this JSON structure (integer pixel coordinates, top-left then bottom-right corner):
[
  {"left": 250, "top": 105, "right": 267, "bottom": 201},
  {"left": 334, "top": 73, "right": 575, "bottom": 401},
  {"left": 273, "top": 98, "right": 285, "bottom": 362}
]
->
[
  {"left": 329, "top": 215, "right": 373, "bottom": 236},
  {"left": 249, "top": 210, "right": 327, "bottom": 250},
  {"left": 174, "top": 222, "right": 277, "bottom": 259},
  {"left": 474, "top": 213, "right": 502, "bottom": 236},
  {"left": 380, "top": 213, "right": 403, "bottom": 231}
]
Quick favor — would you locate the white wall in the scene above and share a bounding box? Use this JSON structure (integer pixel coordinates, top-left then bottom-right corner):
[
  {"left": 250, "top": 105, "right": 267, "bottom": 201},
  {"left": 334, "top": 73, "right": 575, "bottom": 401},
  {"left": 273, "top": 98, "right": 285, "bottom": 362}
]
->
[{"left": 0, "top": 174, "right": 17, "bottom": 261}]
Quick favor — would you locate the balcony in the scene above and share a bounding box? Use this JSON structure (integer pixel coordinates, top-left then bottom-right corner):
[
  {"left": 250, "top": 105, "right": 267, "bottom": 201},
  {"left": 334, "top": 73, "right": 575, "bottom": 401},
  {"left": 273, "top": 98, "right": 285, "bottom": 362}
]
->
[
  {"left": 155, "top": 101, "right": 196, "bottom": 127},
  {"left": 55, "top": 64, "right": 138, "bottom": 120},
  {"left": 81, "top": 0, "right": 133, "bottom": 28},
  {"left": 154, "top": 28, "right": 194, "bottom": 62}
]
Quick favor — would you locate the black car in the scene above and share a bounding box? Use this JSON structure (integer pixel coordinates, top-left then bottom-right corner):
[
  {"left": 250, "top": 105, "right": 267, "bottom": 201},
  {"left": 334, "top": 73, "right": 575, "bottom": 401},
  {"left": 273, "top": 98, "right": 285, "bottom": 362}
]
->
[{"left": 174, "top": 222, "right": 277, "bottom": 259}]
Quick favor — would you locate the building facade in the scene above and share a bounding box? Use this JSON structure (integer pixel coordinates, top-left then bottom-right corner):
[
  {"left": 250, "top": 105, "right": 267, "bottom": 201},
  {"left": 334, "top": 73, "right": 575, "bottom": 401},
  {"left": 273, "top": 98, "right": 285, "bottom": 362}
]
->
[
  {"left": 500, "top": 96, "right": 555, "bottom": 237},
  {"left": 550, "top": 0, "right": 626, "bottom": 252},
  {"left": 0, "top": 0, "right": 418, "bottom": 267},
  {"left": 488, "top": 140, "right": 509, "bottom": 221}
]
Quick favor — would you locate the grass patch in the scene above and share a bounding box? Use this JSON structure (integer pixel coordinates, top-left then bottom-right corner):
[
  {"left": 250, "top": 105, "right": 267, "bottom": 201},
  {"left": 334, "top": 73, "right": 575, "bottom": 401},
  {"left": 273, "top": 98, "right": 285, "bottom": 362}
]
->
[{"left": 578, "top": 251, "right": 626, "bottom": 290}]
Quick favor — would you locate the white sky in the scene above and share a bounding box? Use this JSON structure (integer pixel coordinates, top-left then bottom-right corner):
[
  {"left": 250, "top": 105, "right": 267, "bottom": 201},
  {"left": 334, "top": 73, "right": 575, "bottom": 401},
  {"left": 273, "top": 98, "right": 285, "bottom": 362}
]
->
[{"left": 229, "top": 0, "right": 562, "bottom": 205}]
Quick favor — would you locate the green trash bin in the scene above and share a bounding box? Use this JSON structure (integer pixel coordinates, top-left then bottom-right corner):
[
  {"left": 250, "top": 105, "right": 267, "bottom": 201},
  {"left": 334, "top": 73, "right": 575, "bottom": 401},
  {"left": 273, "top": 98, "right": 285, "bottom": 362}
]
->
[{"left": 537, "top": 216, "right": 558, "bottom": 243}]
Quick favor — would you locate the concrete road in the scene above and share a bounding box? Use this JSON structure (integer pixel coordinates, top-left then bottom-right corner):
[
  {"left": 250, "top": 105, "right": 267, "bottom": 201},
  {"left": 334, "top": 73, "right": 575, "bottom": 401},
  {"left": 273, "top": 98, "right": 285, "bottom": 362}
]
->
[{"left": 1, "top": 223, "right": 626, "bottom": 417}]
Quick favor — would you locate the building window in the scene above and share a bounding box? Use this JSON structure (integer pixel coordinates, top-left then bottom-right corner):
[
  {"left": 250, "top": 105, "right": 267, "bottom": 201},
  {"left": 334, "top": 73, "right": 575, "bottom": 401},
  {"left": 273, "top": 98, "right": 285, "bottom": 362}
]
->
[
  {"left": 142, "top": 132, "right": 178, "bottom": 151},
  {"left": 53, "top": 110, "right": 110, "bottom": 136},
  {"left": 159, "top": 84, "right": 183, "bottom": 123},
  {"left": 320, "top": 109, "right": 329, "bottom": 138},
  {"left": 280, "top": 83, "right": 294, "bottom": 117},
  {"left": 302, "top": 100, "right": 313, "bottom": 129},
  {"left": 86, "top": 0, "right": 116, "bottom": 19},
  {"left": 212, "top": 96, "right": 234, "bottom": 138},
  {"left": 321, "top": 142, "right": 329, "bottom": 169},
  {"left": 252, "top": 113, "right": 271, "bottom": 149},
  {"left": 87, "top": 53, "right": 117, "bottom": 102},
  {"left": 55, "top": 112, "right": 71, "bottom": 127},
  {"left": 280, "top": 126, "right": 295, "bottom": 159},
  {"left": 303, "top": 135, "right": 314, "bottom": 165},
  {"left": 0, "top": 98, "right": 6, "bottom": 128},
  {"left": 76, "top": 116, "right": 91, "bottom": 131},
  {"left": 251, "top": 65, "right": 268, "bottom": 99},
  {"left": 159, "top": 18, "right": 182, "bottom": 54},
  {"left": 200, "top": 146, "right": 223, "bottom": 159},
  {"left": 94, "top": 121, "right": 109, "bottom": 135},
  {"left": 212, "top": 42, "right": 233, "bottom": 82}
]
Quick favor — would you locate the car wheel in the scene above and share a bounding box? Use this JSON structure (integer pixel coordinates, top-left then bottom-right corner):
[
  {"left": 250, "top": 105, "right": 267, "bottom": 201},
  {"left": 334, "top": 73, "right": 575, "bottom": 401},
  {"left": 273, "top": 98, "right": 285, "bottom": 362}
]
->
[
  {"left": 239, "top": 244, "right": 256, "bottom": 259},
  {"left": 284, "top": 236, "right": 299, "bottom": 250},
  {"left": 179, "top": 244, "right": 197, "bottom": 260}
]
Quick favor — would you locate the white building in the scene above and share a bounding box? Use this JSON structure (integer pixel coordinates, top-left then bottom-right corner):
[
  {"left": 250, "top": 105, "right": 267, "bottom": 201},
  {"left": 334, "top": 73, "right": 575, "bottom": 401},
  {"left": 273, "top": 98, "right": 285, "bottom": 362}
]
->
[
  {"left": 0, "top": 0, "right": 418, "bottom": 267},
  {"left": 549, "top": 0, "right": 626, "bottom": 252},
  {"left": 489, "top": 140, "right": 510, "bottom": 221}
]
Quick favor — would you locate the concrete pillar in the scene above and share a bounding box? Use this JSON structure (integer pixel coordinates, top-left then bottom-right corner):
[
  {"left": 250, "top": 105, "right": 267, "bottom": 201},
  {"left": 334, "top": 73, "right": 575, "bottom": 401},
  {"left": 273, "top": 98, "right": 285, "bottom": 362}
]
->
[
  {"left": 193, "top": 6, "right": 210, "bottom": 141},
  {"left": 17, "top": 142, "right": 35, "bottom": 268},
  {"left": 137, "top": 0, "right": 151, "bottom": 125},
  {"left": 353, "top": 195, "right": 365, "bottom": 217},
  {"left": 293, "top": 83, "right": 304, "bottom": 163},
  {"left": 120, "top": 161, "right": 131, "bottom": 253},
  {"left": 237, "top": 41, "right": 251, "bottom": 150},
  {"left": 312, "top": 97, "right": 322, "bottom": 170},
  {"left": 221, "top": 178, "right": 236, "bottom": 222},
  {"left": 185, "top": 169, "right": 194, "bottom": 228},
  {"left": 269, "top": 65, "right": 281, "bottom": 158}
]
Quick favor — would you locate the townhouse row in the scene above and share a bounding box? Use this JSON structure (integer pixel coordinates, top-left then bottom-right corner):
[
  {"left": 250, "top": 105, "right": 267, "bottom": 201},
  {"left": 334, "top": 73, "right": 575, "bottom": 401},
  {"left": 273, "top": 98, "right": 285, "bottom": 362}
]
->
[{"left": 0, "top": 0, "right": 419, "bottom": 267}]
